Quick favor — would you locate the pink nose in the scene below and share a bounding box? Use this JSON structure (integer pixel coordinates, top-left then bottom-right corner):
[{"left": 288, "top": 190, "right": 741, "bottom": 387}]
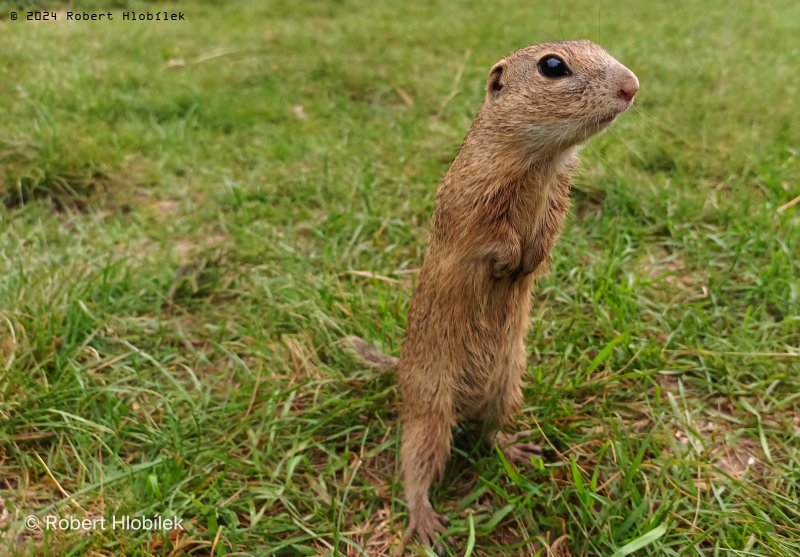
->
[{"left": 617, "top": 75, "right": 639, "bottom": 103}]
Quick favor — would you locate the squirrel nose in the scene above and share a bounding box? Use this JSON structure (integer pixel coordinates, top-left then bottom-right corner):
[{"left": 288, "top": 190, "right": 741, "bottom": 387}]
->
[{"left": 617, "top": 74, "right": 639, "bottom": 103}]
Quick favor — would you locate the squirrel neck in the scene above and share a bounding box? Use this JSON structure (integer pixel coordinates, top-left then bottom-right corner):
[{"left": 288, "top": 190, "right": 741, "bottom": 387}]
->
[
  {"left": 430, "top": 115, "right": 577, "bottom": 247},
  {"left": 447, "top": 114, "right": 577, "bottom": 197}
]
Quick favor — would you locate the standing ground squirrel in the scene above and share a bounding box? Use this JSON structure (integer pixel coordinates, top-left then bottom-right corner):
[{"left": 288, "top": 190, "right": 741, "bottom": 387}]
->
[{"left": 346, "top": 40, "right": 638, "bottom": 554}]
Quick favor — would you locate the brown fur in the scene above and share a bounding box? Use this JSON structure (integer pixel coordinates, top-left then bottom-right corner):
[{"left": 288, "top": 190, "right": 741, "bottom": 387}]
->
[{"left": 346, "top": 40, "right": 638, "bottom": 554}]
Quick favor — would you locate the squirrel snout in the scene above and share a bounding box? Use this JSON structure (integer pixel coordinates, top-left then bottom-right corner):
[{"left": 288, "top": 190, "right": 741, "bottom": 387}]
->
[{"left": 617, "top": 73, "right": 639, "bottom": 103}]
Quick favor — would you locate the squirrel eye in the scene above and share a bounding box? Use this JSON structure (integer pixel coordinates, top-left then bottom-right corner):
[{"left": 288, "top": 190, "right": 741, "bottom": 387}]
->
[{"left": 538, "top": 56, "right": 571, "bottom": 78}]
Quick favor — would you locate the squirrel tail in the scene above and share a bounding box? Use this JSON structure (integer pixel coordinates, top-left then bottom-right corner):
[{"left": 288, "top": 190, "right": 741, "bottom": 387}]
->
[{"left": 342, "top": 335, "right": 398, "bottom": 371}]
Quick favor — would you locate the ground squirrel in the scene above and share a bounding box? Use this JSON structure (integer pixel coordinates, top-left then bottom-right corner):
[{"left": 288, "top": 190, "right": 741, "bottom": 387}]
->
[{"left": 346, "top": 40, "right": 638, "bottom": 554}]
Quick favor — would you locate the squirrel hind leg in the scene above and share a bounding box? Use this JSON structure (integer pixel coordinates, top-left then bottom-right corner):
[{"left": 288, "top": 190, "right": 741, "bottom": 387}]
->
[{"left": 398, "top": 411, "right": 454, "bottom": 555}]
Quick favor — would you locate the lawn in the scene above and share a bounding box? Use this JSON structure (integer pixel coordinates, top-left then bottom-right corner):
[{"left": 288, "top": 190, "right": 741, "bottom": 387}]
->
[{"left": 0, "top": 0, "right": 798, "bottom": 555}]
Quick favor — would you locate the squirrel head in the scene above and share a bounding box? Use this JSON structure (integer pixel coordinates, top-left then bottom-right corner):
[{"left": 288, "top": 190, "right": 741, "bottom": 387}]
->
[{"left": 481, "top": 40, "right": 638, "bottom": 155}]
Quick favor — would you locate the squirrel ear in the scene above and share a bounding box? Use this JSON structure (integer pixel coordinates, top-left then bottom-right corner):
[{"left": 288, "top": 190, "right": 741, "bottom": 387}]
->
[{"left": 487, "top": 61, "right": 506, "bottom": 99}]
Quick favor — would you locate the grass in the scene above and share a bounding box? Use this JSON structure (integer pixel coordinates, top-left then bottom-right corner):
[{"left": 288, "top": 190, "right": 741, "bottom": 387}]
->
[{"left": 0, "top": 0, "right": 798, "bottom": 555}]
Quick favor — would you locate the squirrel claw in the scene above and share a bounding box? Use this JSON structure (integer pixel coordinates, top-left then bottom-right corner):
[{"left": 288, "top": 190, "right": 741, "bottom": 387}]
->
[{"left": 495, "top": 430, "right": 543, "bottom": 465}]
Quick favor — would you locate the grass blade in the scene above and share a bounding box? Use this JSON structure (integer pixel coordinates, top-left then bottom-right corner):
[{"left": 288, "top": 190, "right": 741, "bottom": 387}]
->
[
  {"left": 611, "top": 523, "right": 668, "bottom": 557},
  {"left": 465, "top": 512, "right": 476, "bottom": 557}
]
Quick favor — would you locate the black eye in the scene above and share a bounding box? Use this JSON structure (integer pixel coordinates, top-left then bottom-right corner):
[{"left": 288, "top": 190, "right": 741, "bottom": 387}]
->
[{"left": 538, "top": 56, "right": 571, "bottom": 78}]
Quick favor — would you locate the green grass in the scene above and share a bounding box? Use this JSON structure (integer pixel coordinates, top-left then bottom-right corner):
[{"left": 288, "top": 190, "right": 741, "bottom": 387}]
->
[{"left": 1, "top": 1, "right": 799, "bottom": 555}]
